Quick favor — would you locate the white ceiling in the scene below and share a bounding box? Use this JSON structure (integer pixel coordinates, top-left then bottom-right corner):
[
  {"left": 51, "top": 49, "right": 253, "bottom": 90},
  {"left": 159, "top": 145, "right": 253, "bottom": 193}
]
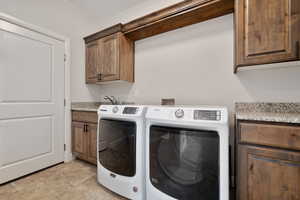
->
[{"left": 67, "top": 0, "right": 151, "bottom": 20}]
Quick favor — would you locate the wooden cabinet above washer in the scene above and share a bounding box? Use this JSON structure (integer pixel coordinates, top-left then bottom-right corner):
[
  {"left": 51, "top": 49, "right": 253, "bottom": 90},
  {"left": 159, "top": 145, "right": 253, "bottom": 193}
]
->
[{"left": 84, "top": 30, "right": 134, "bottom": 84}]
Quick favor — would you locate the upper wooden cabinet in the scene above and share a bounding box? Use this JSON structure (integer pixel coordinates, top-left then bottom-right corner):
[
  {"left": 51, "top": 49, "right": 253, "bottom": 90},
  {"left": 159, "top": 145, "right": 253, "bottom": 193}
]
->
[
  {"left": 235, "top": 0, "right": 300, "bottom": 72},
  {"left": 85, "top": 31, "right": 134, "bottom": 83},
  {"left": 86, "top": 41, "right": 100, "bottom": 83},
  {"left": 99, "top": 34, "right": 119, "bottom": 82}
]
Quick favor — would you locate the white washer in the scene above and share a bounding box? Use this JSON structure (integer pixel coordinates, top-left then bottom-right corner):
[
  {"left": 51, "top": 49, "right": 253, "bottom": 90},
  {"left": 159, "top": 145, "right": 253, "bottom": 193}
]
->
[
  {"left": 146, "top": 106, "right": 229, "bottom": 200},
  {"left": 97, "top": 105, "right": 147, "bottom": 200}
]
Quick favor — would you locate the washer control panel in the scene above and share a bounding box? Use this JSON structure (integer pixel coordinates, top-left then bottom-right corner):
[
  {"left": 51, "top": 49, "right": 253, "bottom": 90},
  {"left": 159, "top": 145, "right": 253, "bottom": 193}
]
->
[
  {"left": 194, "top": 110, "right": 221, "bottom": 121},
  {"left": 123, "top": 107, "right": 139, "bottom": 114}
]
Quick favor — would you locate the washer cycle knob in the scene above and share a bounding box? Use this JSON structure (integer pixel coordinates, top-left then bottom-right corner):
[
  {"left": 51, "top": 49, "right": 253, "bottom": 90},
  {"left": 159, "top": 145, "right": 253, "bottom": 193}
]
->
[
  {"left": 112, "top": 106, "right": 119, "bottom": 113},
  {"left": 175, "top": 109, "right": 184, "bottom": 118}
]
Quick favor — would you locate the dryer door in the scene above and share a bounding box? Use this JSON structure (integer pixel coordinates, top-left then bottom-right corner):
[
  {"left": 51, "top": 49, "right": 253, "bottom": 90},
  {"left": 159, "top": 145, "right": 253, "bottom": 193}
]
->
[
  {"left": 99, "top": 119, "right": 136, "bottom": 177},
  {"left": 150, "top": 125, "right": 219, "bottom": 200}
]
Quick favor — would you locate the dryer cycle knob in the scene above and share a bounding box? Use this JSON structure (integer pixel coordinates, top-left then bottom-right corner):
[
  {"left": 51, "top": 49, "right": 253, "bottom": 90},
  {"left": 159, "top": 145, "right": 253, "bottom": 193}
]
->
[
  {"left": 175, "top": 109, "right": 184, "bottom": 118},
  {"left": 112, "top": 106, "right": 119, "bottom": 113}
]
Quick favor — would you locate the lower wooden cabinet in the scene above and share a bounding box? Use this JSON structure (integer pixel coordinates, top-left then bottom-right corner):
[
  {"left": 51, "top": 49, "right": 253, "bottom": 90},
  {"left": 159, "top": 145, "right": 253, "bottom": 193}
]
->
[
  {"left": 72, "top": 122, "right": 87, "bottom": 157},
  {"left": 236, "top": 121, "right": 300, "bottom": 200},
  {"left": 86, "top": 123, "right": 97, "bottom": 163},
  {"left": 72, "top": 111, "right": 98, "bottom": 165},
  {"left": 237, "top": 145, "right": 300, "bottom": 200}
]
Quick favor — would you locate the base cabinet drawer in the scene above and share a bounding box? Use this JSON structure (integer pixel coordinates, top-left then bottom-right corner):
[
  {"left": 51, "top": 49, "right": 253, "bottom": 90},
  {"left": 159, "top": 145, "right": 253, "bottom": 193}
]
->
[
  {"left": 239, "top": 122, "right": 300, "bottom": 151},
  {"left": 72, "top": 111, "right": 98, "bottom": 123},
  {"left": 237, "top": 145, "right": 300, "bottom": 200}
]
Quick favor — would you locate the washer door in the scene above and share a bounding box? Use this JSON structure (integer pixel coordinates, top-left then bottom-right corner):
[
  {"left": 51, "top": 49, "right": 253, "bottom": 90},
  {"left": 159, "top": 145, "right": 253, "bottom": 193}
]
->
[
  {"left": 150, "top": 125, "right": 219, "bottom": 200},
  {"left": 99, "top": 119, "right": 136, "bottom": 177}
]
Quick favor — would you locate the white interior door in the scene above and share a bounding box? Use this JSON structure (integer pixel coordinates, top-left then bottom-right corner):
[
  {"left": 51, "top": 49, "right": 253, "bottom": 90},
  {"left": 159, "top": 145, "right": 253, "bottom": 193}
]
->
[{"left": 0, "top": 19, "right": 65, "bottom": 184}]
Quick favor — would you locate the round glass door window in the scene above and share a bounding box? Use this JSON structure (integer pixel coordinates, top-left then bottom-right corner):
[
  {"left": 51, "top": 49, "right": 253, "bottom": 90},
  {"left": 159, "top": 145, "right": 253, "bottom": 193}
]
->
[{"left": 150, "top": 126, "right": 219, "bottom": 200}]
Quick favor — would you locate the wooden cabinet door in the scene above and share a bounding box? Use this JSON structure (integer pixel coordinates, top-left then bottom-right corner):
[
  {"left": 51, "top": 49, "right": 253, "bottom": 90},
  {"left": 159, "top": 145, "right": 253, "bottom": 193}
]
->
[
  {"left": 98, "top": 34, "right": 120, "bottom": 81},
  {"left": 237, "top": 145, "right": 300, "bottom": 200},
  {"left": 86, "top": 123, "right": 98, "bottom": 165},
  {"left": 85, "top": 41, "right": 100, "bottom": 83},
  {"left": 72, "top": 122, "right": 87, "bottom": 159},
  {"left": 235, "top": 0, "right": 300, "bottom": 70}
]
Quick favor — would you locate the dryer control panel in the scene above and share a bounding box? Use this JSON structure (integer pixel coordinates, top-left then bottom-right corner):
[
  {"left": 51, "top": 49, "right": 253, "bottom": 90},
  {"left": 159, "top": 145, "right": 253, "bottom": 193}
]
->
[{"left": 146, "top": 106, "right": 228, "bottom": 124}]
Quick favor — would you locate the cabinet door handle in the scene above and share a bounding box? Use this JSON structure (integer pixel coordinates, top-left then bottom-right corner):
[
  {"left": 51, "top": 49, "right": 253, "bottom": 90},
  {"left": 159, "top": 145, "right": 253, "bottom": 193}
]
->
[
  {"left": 83, "top": 124, "right": 87, "bottom": 132},
  {"left": 85, "top": 124, "right": 88, "bottom": 132},
  {"left": 296, "top": 41, "right": 300, "bottom": 58},
  {"left": 249, "top": 163, "right": 254, "bottom": 172},
  {"left": 97, "top": 73, "right": 102, "bottom": 81}
]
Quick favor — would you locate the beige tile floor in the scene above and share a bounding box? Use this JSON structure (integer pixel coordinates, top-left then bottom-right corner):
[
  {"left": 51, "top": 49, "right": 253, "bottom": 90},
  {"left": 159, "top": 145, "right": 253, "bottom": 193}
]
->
[{"left": 0, "top": 160, "right": 126, "bottom": 200}]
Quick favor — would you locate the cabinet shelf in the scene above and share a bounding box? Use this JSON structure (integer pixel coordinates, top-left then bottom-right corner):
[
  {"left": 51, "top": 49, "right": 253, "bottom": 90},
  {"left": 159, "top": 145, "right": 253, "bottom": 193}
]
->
[{"left": 123, "top": 0, "right": 234, "bottom": 41}]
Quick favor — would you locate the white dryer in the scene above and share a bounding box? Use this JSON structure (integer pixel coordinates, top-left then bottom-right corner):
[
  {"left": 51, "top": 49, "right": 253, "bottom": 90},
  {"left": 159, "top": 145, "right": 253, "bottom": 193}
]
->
[
  {"left": 145, "top": 106, "right": 229, "bottom": 200},
  {"left": 97, "top": 105, "right": 147, "bottom": 200}
]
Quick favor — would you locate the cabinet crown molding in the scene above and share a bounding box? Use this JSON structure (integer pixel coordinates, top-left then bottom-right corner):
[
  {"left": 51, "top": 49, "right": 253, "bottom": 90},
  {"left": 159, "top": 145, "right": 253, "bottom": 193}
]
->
[{"left": 84, "top": 23, "right": 123, "bottom": 43}]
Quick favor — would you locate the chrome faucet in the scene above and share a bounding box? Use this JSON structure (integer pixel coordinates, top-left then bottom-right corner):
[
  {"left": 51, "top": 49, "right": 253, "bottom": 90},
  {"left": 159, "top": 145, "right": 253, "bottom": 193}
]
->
[{"left": 104, "top": 96, "right": 118, "bottom": 105}]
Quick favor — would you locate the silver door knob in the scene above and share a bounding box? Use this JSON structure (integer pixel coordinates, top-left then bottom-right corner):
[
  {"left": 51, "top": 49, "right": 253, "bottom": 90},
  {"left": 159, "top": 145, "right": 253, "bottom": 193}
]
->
[{"left": 175, "top": 109, "right": 184, "bottom": 118}]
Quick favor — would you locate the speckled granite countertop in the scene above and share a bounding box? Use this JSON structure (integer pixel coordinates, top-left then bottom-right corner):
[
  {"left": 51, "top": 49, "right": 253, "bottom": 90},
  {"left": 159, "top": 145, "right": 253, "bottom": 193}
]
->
[
  {"left": 235, "top": 103, "right": 300, "bottom": 124},
  {"left": 71, "top": 101, "right": 135, "bottom": 112},
  {"left": 71, "top": 102, "right": 102, "bottom": 112}
]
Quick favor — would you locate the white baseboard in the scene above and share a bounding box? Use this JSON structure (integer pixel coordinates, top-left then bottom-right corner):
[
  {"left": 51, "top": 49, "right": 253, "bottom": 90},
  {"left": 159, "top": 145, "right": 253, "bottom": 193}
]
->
[{"left": 64, "top": 152, "right": 75, "bottom": 162}]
